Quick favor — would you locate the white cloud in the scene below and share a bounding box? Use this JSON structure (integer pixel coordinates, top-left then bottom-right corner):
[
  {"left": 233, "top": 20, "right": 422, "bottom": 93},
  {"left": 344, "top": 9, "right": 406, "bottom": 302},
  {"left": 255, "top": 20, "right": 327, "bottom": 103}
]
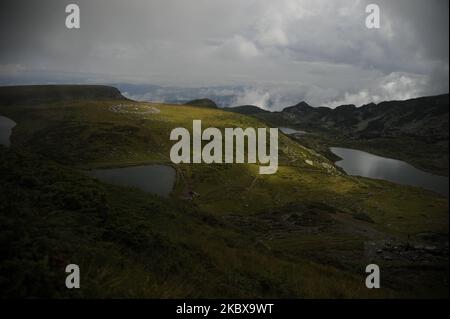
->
[
  {"left": 1, "top": 0, "right": 448, "bottom": 104},
  {"left": 232, "top": 88, "right": 272, "bottom": 109},
  {"left": 217, "top": 35, "right": 261, "bottom": 60},
  {"left": 0, "top": 63, "right": 26, "bottom": 75},
  {"left": 327, "top": 72, "right": 429, "bottom": 107}
]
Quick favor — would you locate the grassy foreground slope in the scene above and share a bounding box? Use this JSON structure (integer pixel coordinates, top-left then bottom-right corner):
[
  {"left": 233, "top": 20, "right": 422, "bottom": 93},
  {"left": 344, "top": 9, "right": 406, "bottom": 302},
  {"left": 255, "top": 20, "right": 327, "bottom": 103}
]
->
[{"left": 0, "top": 85, "right": 448, "bottom": 298}]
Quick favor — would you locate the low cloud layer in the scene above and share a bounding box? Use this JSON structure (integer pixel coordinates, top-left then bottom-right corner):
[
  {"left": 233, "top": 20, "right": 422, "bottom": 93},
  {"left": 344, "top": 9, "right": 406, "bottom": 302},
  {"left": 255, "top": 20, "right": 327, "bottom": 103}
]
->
[{"left": 0, "top": 0, "right": 448, "bottom": 108}]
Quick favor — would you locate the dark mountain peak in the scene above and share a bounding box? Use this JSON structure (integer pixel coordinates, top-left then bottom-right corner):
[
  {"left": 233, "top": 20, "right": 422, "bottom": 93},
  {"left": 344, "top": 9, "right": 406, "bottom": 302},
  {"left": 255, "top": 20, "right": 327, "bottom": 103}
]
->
[
  {"left": 294, "top": 101, "right": 312, "bottom": 108},
  {"left": 282, "top": 101, "right": 314, "bottom": 113},
  {"left": 184, "top": 98, "right": 218, "bottom": 108}
]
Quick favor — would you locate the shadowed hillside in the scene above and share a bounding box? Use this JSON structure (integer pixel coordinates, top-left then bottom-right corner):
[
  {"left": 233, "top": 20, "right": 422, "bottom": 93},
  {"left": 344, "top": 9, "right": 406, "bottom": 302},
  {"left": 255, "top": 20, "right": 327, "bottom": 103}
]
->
[
  {"left": 0, "top": 85, "right": 448, "bottom": 298},
  {"left": 0, "top": 85, "right": 127, "bottom": 106}
]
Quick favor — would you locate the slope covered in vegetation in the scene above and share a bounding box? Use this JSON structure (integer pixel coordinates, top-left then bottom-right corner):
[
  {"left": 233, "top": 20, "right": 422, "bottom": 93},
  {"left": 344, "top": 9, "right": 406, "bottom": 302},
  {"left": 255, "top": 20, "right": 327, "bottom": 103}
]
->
[{"left": 0, "top": 85, "right": 448, "bottom": 298}]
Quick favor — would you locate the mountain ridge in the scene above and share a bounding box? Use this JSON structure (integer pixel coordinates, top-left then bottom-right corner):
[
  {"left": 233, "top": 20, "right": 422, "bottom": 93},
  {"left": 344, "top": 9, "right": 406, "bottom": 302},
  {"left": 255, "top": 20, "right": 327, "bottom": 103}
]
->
[
  {"left": 224, "top": 93, "right": 449, "bottom": 176},
  {"left": 278, "top": 93, "right": 449, "bottom": 141},
  {"left": 183, "top": 98, "right": 218, "bottom": 108},
  {"left": 0, "top": 85, "right": 127, "bottom": 106}
]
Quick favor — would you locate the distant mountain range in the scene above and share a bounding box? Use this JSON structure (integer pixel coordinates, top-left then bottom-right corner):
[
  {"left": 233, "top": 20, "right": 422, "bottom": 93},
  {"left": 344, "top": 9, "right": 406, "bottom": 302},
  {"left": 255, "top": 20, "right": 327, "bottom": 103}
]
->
[{"left": 228, "top": 94, "right": 449, "bottom": 142}]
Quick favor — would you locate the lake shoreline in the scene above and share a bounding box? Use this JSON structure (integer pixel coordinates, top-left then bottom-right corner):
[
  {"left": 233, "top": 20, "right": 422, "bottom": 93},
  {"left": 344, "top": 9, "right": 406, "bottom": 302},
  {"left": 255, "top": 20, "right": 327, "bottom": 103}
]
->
[
  {"left": 330, "top": 146, "right": 449, "bottom": 197},
  {"left": 0, "top": 115, "right": 16, "bottom": 147}
]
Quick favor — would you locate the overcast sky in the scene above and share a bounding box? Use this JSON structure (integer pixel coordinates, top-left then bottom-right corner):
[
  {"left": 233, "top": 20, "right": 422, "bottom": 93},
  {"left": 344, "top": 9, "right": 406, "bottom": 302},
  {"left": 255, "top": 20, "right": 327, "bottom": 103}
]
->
[{"left": 0, "top": 0, "right": 448, "bottom": 108}]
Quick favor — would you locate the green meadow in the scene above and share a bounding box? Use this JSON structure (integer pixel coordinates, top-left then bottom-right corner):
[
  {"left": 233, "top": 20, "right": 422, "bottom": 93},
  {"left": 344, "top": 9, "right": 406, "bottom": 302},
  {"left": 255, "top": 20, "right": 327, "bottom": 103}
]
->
[{"left": 0, "top": 86, "right": 448, "bottom": 298}]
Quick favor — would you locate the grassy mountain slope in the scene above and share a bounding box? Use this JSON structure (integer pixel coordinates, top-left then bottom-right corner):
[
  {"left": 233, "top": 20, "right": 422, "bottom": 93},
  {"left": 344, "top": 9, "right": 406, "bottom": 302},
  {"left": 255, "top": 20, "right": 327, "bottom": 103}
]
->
[{"left": 0, "top": 85, "right": 448, "bottom": 298}]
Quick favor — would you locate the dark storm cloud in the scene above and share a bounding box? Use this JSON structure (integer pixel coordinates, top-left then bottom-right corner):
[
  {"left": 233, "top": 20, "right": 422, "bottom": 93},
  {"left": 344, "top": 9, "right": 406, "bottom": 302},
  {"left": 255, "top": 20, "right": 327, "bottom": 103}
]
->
[{"left": 0, "top": 0, "right": 448, "bottom": 108}]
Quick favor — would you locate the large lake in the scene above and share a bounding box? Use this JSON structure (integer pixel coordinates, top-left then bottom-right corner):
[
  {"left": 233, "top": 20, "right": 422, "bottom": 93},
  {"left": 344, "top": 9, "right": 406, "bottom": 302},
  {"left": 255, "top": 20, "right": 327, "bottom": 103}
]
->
[
  {"left": 330, "top": 147, "right": 449, "bottom": 197},
  {"left": 0, "top": 115, "right": 16, "bottom": 147},
  {"left": 89, "top": 165, "right": 176, "bottom": 197}
]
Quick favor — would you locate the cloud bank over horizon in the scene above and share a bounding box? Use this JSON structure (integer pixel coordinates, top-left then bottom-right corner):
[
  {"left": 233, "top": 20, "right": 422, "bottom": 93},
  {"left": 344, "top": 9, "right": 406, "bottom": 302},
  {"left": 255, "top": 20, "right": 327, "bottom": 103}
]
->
[{"left": 0, "top": 0, "right": 448, "bottom": 109}]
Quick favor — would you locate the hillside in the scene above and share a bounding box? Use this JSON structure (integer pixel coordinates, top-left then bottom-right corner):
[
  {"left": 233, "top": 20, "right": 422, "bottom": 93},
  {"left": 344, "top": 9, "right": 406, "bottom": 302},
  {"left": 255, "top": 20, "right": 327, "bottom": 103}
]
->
[
  {"left": 0, "top": 85, "right": 448, "bottom": 298},
  {"left": 0, "top": 85, "right": 127, "bottom": 106}
]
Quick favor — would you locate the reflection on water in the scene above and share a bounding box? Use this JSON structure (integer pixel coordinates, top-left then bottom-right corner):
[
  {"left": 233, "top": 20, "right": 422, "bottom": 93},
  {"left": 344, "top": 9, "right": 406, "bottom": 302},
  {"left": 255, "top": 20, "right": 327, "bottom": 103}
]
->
[
  {"left": 330, "top": 147, "right": 448, "bottom": 197},
  {"left": 279, "top": 127, "right": 307, "bottom": 135},
  {"left": 89, "top": 165, "right": 176, "bottom": 197},
  {"left": 0, "top": 115, "right": 16, "bottom": 147}
]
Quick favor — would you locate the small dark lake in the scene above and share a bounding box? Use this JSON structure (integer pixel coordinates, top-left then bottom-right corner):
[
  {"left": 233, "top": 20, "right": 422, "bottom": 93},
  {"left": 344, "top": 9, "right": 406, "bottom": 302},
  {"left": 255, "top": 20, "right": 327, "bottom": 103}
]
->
[
  {"left": 89, "top": 165, "right": 176, "bottom": 197},
  {"left": 330, "top": 147, "right": 449, "bottom": 197},
  {"left": 0, "top": 115, "right": 16, "bottom": 147}
]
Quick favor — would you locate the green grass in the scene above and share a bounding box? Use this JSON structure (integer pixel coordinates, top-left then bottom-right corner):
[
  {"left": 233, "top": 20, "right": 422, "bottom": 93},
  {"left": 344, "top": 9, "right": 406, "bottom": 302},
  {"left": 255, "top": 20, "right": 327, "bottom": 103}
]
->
[{"left": 0, "top": 91, "right": 448, "bottom": 298}]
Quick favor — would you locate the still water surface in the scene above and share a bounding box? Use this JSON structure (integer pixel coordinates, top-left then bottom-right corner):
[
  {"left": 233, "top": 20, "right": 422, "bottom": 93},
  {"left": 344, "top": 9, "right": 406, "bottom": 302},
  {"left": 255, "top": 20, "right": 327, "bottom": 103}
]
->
[
  {"left": 330, "top": 147, "right": 448, "bottom": 197},
  {"left": 89, "top": 165, "right": 176, "bottom": 197},
  {"left": 279, "top": 127, "right": 307, "bottom": 135},
  {"left": 0, "top": 115, "right": 16, "bottom": 147}
]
